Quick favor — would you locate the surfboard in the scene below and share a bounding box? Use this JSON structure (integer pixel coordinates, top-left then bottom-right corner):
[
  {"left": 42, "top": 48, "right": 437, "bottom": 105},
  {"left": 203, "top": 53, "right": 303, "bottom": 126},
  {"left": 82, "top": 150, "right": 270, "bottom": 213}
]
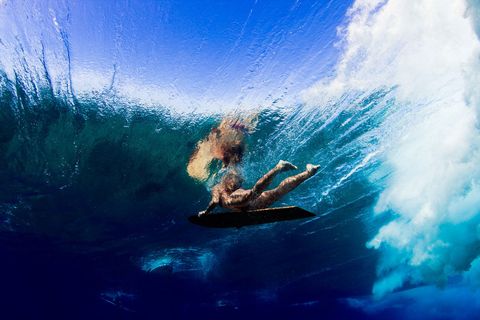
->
[{"left": 188, "top": 206, "right": 315, "bottom": 228}]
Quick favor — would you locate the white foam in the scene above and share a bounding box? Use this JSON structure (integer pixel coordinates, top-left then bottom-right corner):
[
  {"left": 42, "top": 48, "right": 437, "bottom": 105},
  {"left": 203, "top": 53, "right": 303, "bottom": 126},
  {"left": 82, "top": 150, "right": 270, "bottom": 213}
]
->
[
  {"left": 139, "top": 247, "right": 216, "bottom": 278},
  {"left": 304, "top": 0, "right": 480, "bottom": 296}
]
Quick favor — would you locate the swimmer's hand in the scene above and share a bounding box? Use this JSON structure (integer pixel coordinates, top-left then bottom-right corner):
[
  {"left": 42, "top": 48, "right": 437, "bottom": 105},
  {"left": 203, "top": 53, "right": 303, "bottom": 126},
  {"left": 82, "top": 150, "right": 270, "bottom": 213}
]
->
[{"left": 199, "top": 199, "right": 218, "bottom": 217}]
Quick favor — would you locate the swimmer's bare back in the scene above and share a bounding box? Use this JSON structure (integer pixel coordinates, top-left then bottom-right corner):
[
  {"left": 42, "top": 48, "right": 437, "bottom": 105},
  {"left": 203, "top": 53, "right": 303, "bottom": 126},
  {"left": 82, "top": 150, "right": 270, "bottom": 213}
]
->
[{"left": 198, "top": 161, "right": 319, "bottom": 217}]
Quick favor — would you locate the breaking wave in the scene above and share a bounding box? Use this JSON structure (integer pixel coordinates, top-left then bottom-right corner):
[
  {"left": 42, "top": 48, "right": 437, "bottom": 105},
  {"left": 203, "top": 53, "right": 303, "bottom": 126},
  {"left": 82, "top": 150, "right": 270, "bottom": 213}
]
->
[{"left": 305, "top": 0, "right": 480, "bottom": 297}]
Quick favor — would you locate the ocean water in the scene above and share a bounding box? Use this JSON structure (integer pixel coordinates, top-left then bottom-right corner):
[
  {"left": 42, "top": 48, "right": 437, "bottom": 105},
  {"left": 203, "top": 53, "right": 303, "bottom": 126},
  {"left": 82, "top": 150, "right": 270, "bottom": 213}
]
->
[
  {"left": 0, "top": 70, "right": 384, "bottom": 318},
  {"left": 2, "top": 0, "right": 480, "bottom": 319}
]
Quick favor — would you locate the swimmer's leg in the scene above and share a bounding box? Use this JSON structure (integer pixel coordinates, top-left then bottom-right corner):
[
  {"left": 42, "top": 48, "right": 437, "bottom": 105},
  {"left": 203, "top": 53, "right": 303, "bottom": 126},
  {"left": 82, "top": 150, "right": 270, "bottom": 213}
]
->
[
  {"left": 251, "top": 160, "right": 298, "bottom": 197},
  {"left": 250, "top": 164, "right": 320, "bottom": 209}
]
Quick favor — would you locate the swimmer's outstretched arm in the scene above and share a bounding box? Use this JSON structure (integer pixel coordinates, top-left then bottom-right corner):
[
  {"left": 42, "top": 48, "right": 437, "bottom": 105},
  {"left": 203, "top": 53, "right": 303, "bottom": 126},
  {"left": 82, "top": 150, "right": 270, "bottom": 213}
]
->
[
  {"left": 199, "top": 200, "right": 217, "bottom": 216},
  {"left": 198, "top": 188, "right": 220, "bottom": 217}
]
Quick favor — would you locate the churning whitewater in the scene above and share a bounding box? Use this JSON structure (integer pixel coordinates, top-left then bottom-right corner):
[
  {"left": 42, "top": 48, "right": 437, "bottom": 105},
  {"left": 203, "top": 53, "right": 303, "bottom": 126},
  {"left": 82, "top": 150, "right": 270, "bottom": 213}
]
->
[{"left": 309, "top": 0, "right": 480, "bottom": 298}]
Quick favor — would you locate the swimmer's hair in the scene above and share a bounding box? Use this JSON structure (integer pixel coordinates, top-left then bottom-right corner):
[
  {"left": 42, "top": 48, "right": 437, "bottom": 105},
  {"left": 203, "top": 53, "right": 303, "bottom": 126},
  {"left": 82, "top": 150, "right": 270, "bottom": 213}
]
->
[
  {"left": 187, "top": 117, "right": 250, "bottom": 180},
  {"left": 187, "top": 140, "right": 213, "bottom": 181}
]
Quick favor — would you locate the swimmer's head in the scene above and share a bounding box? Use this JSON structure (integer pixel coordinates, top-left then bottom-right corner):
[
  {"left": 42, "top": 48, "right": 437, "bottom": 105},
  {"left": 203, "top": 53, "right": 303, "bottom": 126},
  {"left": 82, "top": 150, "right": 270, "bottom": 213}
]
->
[{"left": 222, "top": 171, "right": 243, "bottom": 192}]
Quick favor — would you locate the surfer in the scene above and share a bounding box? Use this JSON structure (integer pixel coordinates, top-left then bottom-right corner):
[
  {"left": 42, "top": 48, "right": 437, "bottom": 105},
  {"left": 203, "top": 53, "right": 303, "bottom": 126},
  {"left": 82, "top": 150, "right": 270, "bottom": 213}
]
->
[{"left": 198, "top": 160, "right": 320, "bottom": 216}]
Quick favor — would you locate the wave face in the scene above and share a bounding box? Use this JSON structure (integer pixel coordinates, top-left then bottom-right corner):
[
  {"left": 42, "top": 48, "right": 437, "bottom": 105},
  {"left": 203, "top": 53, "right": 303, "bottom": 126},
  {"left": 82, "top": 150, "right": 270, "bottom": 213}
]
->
[{"left": 0, "top": 67, "right": 384, "bottom": 240}]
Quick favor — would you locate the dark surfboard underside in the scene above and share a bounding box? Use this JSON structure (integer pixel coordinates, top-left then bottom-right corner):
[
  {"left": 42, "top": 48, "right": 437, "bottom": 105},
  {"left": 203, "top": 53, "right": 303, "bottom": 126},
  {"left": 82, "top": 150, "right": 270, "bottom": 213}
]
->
[{"left": 188, "top": 206, "right": 315, "bottom": 228}]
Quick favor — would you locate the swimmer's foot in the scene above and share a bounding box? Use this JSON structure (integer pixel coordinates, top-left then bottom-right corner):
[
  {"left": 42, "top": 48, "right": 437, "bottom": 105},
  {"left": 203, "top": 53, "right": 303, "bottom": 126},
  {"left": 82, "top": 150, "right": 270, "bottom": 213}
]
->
[
  {"left": 198, "top": 210, "right": 208, "bottom": 217},
  {"left": 306, "top": 164, "right": 320, "bottom": 175},
  {"left": 278, "top": 160, "right": 298, "bottom": 171}
]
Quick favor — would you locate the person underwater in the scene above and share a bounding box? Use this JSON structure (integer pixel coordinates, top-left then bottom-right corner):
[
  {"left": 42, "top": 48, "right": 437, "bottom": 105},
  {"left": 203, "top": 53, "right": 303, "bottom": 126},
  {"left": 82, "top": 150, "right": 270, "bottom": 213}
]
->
[
  {"left": 187, "top": 117, "right": 319, "bottom": 216},
  {"left": 199, "top": 160, "right": 319, "bottom": 216}
]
